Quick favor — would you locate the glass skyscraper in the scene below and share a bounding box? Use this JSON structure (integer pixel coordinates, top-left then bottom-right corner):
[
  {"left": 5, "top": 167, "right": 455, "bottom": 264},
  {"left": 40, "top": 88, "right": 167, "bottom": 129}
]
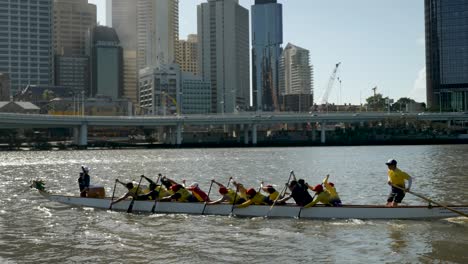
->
[
  {"left": 0, "top": 0, "right": 53, "bottom": 94},
  {"left": 252, "top": 0, "right": 282, "bottom": 111},
  {"left": 425, "top": 0, "right": 468, "bottom": 111}
]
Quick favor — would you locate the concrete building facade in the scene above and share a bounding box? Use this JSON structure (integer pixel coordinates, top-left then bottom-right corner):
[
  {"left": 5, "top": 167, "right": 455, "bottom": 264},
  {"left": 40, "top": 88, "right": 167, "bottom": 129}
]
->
[
  {"left": 425, "top": 0, "right": 468, "bottom": 111},
  {"left": 279, "top": 43, "right": 313, "bottom": 112},
  {"left": 139, "top": 64, "right": 181, "bottom": 116},
  {"left": 0, "top": 73, "right": 10, "bottom": 101},
  {"left": 110, "top": 0, "right": 138, "bottom": 105},
  {"left": 198, "top": 0, "right": 250, "bottom": 113},
  {"left": 139, "top": 64, "right": 211, "bottom": 115},
  {"left": 137, "top": 0, "right": 179, "bottom": 69},
  {"left": 52, "top": 0, "right": 96, "bottom": 94},
  {"left": 177, "top": 34, "right": 198, "bottom": 76},
  {"left": 91, "top": 26, "right": 123, "bottom": 100},
  {"left": 0, "top": 0, "right": 54, "bottom": 94},
  {"left": 252, "top": 0, "right": 283, "bottom": 112}
]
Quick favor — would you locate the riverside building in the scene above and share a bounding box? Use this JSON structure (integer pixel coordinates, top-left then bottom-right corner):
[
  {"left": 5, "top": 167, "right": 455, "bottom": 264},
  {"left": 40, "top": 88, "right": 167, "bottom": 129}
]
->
[
  {"left": 252, "top": 0, "right": 283, "bottom": 112},
  {"left": 425, "top": 0, "right": 468, "bottom": 111},
  {"left": 279, "top": 43, "right": 314, "bottom": 112},
  {"left": 0, "top": 0, "right": 53, "bottom": 94},
  {"left": 197, "top": 0, "right": 250, "bottom": 113},
  {"left": 53, "top": 0, "right": 96, "bottom": 95}
]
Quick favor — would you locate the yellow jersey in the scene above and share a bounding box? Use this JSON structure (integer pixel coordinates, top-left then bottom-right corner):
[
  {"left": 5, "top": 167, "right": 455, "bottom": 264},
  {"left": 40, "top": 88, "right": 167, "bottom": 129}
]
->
[
  {"left": 388, "top": 168, "right": 411, "bottom": 187},
  {"left": 237, "top": 193, "right": 268, "bottom": 208},
  {"left": 304, "top": 192, "right": 332, "bottom": 208}
]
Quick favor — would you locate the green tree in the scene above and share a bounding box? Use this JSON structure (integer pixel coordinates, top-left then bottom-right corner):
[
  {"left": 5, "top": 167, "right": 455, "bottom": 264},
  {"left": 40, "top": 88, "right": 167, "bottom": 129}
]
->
[{"left": 366, "top": 93, "right": 388, "bottom": 111}]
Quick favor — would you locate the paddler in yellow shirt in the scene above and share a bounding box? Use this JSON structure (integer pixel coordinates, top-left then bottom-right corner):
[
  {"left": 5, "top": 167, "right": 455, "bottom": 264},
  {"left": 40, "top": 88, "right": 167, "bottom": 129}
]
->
[
  {"left": 385, "top": 159, "right": 412, "bottom": 207},
  {"left": 236, "top": 188, "right": 268, "bottom": 208},
  {"left": 323, "top": 175, "right": 342, "bottom": 207},
  {"left": 260, "top": 182, "right": 281, "bottom": 205},
  {"left": 208, "top": 179, "right": 245, "bottom": 205},
  {"left": 303, "top": 184, "right": 332, "bottom": 208}
]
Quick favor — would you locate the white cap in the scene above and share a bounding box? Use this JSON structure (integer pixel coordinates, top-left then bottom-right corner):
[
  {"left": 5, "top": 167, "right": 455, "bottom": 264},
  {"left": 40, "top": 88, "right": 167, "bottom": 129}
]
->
[
  {"left": 82, "top": 166, "right": 90, "bottom": 173},
  {"left": 190, "top": 182, "right": 199, "bottom": 188}
]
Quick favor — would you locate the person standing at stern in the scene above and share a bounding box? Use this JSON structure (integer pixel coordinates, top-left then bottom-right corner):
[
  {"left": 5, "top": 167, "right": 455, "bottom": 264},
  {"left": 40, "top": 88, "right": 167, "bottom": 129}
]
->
[{"left": 386, "top": 159, "right": 413, "bottom": 207}]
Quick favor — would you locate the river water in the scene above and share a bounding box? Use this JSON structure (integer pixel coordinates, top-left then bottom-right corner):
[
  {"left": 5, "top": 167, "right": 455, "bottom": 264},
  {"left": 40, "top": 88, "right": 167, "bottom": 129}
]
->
[{"left": 0, "top": 145, "right": 467, "bottom": 263}]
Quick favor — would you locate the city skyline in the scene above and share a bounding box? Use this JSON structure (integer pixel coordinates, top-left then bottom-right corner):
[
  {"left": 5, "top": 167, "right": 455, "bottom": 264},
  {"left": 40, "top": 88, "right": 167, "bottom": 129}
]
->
[{"left": 91, "top": 0, "right": 426, "bottom": 105}]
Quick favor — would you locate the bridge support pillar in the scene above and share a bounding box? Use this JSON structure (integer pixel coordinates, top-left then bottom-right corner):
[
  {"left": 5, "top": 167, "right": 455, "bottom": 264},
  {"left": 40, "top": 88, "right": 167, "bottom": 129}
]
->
[
  {"left": 79, "top": 123, "right": 88, "bottom": 146},
  {"left": 176, "top": 123, "right": 183, "bottom": 146},
  {"left": 311, "top": 125, "right": 317, "bottom": 142},
  {"left": 244, "top": 126, "right": 249, "bottom": 145},
  {"left": 321, "top": 122, "right": 326, "bottom": 144},
  {"left": 447, "top": 120, "right": 452, "bottom": 129},
  {"left": 252, "top": 124, "right": 258, "bottom": 145},
  {"left": 73, "top": 127, "right": 80, "bottom": 145}
]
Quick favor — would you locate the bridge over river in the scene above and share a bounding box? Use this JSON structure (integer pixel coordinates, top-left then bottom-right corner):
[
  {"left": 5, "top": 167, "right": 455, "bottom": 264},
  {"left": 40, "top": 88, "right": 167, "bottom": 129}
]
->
[{"left": 1, "top": 112, "right": 467, "bottom": 146}]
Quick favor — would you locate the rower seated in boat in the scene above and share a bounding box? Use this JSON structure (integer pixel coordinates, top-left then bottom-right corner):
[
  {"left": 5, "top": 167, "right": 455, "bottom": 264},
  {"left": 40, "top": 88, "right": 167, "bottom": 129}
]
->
[
  {"left": 160, "top": 177, "right": 198, "bottom": 202},
  {"left": 110, "top": 180, "right": 146, "bottom": 206},
  {"left": 137, "top": 175, "right": 170, "bottom": 200},
  {"left": 231, "top": 181, "right": 248, "bottom": 201},
  {"left": 208, "top": 180, "right": 245, "bottom": 205},
  {"left": 304, "top": 184, "right": 332, "bottom": 208},
  {"left": 260, "top": 182, "right": 282, "bottom": 205},
  {"left": 277, "top": 180, "right": 313, "bottom": 207},
  {"left": 183, "top": 180, "right": 210, "bottom": 202},
  {"left": 236, "top": 188, "right": 268, "bottom": 208},
  {"left": 323, "top": 175, "right": 342, "bottom": 207}
]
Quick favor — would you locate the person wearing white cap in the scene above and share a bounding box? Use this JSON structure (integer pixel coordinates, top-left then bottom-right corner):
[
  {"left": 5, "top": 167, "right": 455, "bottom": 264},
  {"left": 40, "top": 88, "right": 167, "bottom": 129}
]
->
[
  {"left": 78, "top": 165, "right": 90, "bottom": 197},
  {"left": 385, "top": 159, "right": 412, "bottom": 207}
]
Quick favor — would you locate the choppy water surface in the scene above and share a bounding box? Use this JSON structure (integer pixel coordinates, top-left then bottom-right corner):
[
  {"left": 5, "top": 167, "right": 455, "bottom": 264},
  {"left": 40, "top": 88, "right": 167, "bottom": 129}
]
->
[{"left": 0, "top": 145, "right": 467, "bottom": 263}]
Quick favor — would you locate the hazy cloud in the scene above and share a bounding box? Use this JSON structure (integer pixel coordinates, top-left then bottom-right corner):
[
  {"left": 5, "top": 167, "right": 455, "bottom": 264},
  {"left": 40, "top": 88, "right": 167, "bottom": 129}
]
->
[{"left": 409, "top": 67, "right": 426, "bottom": 103}]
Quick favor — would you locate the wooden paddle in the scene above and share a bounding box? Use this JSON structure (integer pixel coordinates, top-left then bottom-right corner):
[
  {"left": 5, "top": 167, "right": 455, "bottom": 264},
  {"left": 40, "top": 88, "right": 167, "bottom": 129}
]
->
[
  {"left": 127, "top": 175, "right": 144, "bottom": 213},
  {"left": 266, "top": 170, "right": 294, "bottom": 218},
  {"left": 150, "top": 174, "right": 162, "bottom": 213},
  {"left": 392, "top": 185, "right": 468, "bottom": 218},
  {"left": 109, "top": 179, "right": 118, "bottom": 210},
  {"left": 201, "top": 180, "right": 215, "bottom": 215}
]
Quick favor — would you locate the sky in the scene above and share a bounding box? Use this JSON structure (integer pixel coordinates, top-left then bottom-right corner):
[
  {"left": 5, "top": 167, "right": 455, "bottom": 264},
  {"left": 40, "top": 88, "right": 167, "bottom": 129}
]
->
[{"left": 89, "top": 0, "right": 426, "bottom": 105}]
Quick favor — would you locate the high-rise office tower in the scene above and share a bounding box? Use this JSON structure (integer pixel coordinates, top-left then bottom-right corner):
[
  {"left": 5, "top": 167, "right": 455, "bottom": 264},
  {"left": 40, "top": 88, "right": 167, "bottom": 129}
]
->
[
  {"left": 279, "top": 43, "right": 313, "bottom": 95},
  {"left": 91, "top": 26, "right": 123, "bottom": 99},
  {"left": 53, "top": 0, "right": 96, "bottom": 94},
  {"left": 177, "top": 34, "right": 198, "bottom": 76},
  {"left": 110, "top": 0, "right": 138, "bottom": 104},
  {"left": 425, "top": 0, "right": 468, "bottom": 111},
  {"left": 198, "top": 0, "right": 250, "bottom": 113},
  {"left": 137, "top": 0, "right": 179, "bottom": 69},
  {"left": 0, "top": 73, "right": 10, "bottom": 101},
  {"left": 0, "top": 0, "right": 53, "bottom": 94},
  {"left": 252, "top": 0, "right": 283, "bottom": 112}
]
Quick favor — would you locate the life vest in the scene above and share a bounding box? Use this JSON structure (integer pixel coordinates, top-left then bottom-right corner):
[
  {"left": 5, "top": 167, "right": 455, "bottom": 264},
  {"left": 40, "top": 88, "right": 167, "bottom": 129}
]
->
[
  {"left": 175, "top": 188, "right": 192, "bottom": 202},
  {"left": 129, "top": 186, "right": 145, "bottom": 197},
  {"left": 268, "top": 191, "right": 279, "bottom": 201},
  {"left": 190, "top": 187, "right": 208, "bottom": 202},
  {"left": 225, "top": 189, "right": 240, "bottom": 204}
]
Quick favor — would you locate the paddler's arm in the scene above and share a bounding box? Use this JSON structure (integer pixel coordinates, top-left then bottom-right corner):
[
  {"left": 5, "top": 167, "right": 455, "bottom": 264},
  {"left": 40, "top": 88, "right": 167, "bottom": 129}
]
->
[
  {"left": 304, "top": 197, "right": 319, "bottom": 208},
  {"left": 406, "top": 176, "right": 413, "bottom": 191},
  {"left": 323, "top": 174, "right": 330, "bottom": 185},
  {"left": 111, "top": 192, "right": 131, "bottom": 205},
  {"left": 143, "top": 176, "right": 155, "bottom": 186},
  {"left": 236, "top": 199, "right": 253, "bottom": 208},
  {"left": 207, "top": 197, "right": 224, "bottom": 205},
  {"left": 277, "top": 194, "right": 292, "bottom": 204}
]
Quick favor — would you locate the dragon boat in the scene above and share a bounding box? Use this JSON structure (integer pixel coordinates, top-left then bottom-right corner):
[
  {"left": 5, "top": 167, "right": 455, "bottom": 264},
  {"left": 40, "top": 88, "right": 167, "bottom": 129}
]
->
[{"left": 31, "top": 181, "right": 468, "bottom": 220}]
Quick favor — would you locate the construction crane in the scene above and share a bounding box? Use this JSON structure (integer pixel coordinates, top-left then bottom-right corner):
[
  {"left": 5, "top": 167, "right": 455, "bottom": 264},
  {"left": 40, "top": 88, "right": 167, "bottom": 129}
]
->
[{"left": 320, "top": 62, "right": 341, "bottom": 105}]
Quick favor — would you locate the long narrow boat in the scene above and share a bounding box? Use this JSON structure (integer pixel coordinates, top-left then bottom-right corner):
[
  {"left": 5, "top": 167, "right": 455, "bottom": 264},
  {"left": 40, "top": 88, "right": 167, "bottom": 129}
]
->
[{"left": 33, "top": 188, "right": 468, "bottom": 220}]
